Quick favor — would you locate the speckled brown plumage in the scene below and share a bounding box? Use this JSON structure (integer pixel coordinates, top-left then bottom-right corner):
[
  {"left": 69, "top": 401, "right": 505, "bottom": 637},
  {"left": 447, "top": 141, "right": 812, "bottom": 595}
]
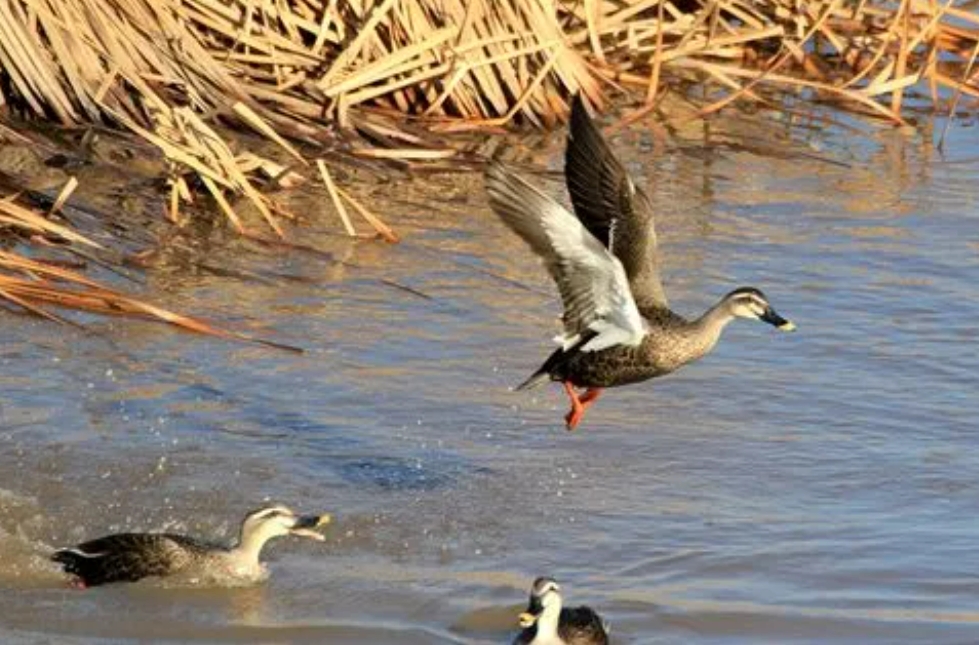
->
[
  {"left": 533, "top": 307, "right": 710, "bottom": 389},
  {"left": 52, "top": 533, "right": 216, "bottom": 586}
]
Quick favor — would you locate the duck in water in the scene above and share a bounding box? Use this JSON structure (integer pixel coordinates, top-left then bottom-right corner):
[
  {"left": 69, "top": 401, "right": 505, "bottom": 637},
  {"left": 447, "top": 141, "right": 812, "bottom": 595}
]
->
[
  {"left": 51, "top": 504, "right": 330, "bottom": 588},
  {"left": 485, "top": 95, "right": 795, "bottom": 430},
  {"left": 513, "top": 577, "right": 609, "bottom": 645}
]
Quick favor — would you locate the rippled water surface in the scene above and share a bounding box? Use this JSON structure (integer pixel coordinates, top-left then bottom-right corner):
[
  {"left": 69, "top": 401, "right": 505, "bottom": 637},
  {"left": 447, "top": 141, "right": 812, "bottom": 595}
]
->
[{"left": 2, "top": 113, "right": 979, "bottom": 644}]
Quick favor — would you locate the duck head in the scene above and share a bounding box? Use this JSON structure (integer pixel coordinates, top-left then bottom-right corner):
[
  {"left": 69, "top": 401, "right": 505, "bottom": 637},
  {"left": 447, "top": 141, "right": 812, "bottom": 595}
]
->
[
  {"left": 236, "top": 504, "right": 331, "bottom": 561},
  {"left": 518, "top": 576, "right": 563, "bottom": 633},
  {"left": 722, "top": 287, "right": 796, "bottom": 331}
]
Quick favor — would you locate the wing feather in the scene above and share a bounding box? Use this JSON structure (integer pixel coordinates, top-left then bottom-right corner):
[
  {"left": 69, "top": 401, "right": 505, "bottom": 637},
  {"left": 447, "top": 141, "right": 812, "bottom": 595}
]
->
[
  {"left": 52, "top": 533, "right": 205, "bottom": 585},
  {"left": 565, "top": 94, "right": 668, "bottom": 311},
  {"left": 485, "top": 161, "right": 646, "bottom": 352}
]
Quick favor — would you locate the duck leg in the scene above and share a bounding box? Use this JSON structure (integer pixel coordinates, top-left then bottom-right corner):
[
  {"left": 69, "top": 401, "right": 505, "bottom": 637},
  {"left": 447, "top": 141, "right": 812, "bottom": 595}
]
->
[{"left": 563, "top": 382, "right": 603, "bottom": 431}]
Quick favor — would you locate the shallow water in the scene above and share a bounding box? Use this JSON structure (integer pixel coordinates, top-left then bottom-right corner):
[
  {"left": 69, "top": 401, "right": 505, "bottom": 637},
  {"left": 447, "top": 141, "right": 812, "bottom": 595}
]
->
[{"left": 2, "top": 112, "right": 979, "bottom": 643}]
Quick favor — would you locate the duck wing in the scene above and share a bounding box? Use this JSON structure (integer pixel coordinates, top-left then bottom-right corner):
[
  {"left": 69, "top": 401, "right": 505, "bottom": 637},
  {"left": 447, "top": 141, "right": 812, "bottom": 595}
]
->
[
  {"left": 51, "top": 532, "right": 206, "bottom": 586},
  {"left": 485, "top": 161, "right": 646, "bottom": 354},
  {"left": 565, "top": 94, "right": 668, "bottom": 312}
]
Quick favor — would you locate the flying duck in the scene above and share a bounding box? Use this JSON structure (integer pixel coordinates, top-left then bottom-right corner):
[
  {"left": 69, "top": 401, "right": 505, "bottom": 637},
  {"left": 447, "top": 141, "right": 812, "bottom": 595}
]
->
[{"left": 485, "top": 95, "right": 795, "bottom": 429}]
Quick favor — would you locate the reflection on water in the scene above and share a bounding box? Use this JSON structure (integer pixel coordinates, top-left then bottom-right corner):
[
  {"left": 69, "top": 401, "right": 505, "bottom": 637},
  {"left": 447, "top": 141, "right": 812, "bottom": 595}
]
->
[{"left": 2, "top": 113, "right": 979, "bottom": 643}]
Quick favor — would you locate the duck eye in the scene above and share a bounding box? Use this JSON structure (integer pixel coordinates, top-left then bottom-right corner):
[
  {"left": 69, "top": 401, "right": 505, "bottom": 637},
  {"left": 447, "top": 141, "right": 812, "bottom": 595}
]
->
[{"left": 748, "top": 298, "right": 766, "bottom": 313}]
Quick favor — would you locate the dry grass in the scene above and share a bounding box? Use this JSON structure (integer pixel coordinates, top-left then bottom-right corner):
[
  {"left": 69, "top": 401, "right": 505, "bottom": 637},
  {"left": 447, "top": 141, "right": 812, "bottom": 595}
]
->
[
  {"left": 2, "top": 0, "right": 975, "bottom": 233},
  {"left": 0, "top": 0, "right": 976, "bottom": 332}
]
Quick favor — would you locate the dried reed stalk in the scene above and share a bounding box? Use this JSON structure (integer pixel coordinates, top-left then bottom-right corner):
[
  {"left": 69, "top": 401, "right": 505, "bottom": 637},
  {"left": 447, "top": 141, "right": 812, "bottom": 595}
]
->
[
  {"left": 0, "top": 1, "right": 974, "bottom": 212},
  {"left": 0, "top": 0, "right": 974, "bottom": 270},
  {"left": 0, "top": 189, "right": 298, "bottom": 349}
]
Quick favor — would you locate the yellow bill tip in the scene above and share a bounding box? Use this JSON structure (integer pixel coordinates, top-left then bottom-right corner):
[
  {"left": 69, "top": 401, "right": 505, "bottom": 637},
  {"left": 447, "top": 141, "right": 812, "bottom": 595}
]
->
[
  {"left": 518, "top": 612, "right": 537, "bottom": 628},
  {"left": 289, "top": 514, "right": 332, "bottom": 541},
  {"left": 778, "top": 321, "right": 797, "bottom": 332}
]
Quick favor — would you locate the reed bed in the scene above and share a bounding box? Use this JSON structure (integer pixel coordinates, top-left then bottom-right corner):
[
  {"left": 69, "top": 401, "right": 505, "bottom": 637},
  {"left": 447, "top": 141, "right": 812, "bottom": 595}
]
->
[
  {"left": 2, "top": 0, "right": 976, "bottom": 228},
  {"left": 0, "top": 0, "right": 976, "bottom": 331},
  {"left": 1, "top": 1, "right": 974, "bottom": 213}
]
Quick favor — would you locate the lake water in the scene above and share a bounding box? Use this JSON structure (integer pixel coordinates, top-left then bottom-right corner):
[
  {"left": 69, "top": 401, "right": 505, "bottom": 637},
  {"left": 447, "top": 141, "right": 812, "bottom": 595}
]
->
[{"left": 1, "top": 110, "right": 978, "bottom": 643}]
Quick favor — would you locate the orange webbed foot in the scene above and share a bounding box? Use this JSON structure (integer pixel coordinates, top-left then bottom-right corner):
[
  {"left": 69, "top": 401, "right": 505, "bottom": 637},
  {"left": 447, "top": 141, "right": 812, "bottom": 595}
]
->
[{"left": 562, "top": 383, "right": 603, "bottom": 431}]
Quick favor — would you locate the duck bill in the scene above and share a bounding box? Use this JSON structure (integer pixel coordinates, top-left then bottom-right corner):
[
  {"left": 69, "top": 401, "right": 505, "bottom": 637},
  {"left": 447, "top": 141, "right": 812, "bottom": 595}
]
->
[
  {"left": 761, "top": 308, "right": 796, "bottom": 332},
  {"left": 518, "top": 611, "right": 539, "bottom": 628},
  {"left": 518, "top": 593, "right": 544, "bottom": 628},
  {"left": 289, "top": 514, "right": 331, "bottom": 541}
]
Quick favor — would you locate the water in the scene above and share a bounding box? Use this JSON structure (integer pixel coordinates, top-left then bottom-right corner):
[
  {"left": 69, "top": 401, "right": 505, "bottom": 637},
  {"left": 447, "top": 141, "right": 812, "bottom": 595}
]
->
[{"left": 1, "top": 112, "right": 978, "bottom": 643}]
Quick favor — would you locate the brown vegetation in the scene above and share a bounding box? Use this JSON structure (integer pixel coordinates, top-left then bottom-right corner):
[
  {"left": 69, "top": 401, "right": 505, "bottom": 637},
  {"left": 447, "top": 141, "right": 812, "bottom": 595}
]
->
[{"left": 0, "top": 0, "right": 976, "bottom": 333}]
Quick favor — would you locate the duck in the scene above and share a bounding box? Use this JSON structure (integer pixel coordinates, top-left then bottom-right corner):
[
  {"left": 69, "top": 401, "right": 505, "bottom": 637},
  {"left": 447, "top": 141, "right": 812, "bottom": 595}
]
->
[
  {"left": 484, "top": 94, "right": 796, "bottom": 430},
  {"left": 51, "top": 504, "right": 331, "bottom": 588},
  {"left": 513, "top": 577, "right": 609, "bottom": 645}
]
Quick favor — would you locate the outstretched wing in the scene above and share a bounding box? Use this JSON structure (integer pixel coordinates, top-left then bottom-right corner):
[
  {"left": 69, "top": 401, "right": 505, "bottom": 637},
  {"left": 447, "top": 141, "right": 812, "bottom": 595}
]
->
[
  {"left": 485, "top": 161, "right": 646, "bottom": 353},
  {"left": 565, "top": 94, "right": 668, "bottom": 312}
]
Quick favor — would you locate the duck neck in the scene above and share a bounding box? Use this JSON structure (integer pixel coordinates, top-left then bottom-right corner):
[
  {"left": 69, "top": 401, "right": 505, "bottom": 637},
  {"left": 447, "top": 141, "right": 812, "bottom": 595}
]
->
[
  {"left": 688, "top": 300, "right": 737, "bottom": 358},
  {"left": 534, "top": 601, "right": 562, "bottom": 640},
  {"left": 229, "top": 530, "right": 269, "bottom": 565}
]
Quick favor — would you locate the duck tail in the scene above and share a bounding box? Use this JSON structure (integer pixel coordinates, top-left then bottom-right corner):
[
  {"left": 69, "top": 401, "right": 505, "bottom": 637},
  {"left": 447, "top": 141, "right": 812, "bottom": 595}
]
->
[
  {"left": 515, "top": 344, "right": 568, "bottom": 391},
  {"left": 51, "top": 548, "right": 81, "bottom": 568},
  {"left": 51, "top": 549, "right": 88, "bottom": 578},
  {"left": 52, "top": 548, "right": 110, "bottom": 587},
  {"left": 515, "top": 367, "right": 552, "bottom": 391},
  {"left": 514, "top": 330, "right": 596, "bottom": 391}
]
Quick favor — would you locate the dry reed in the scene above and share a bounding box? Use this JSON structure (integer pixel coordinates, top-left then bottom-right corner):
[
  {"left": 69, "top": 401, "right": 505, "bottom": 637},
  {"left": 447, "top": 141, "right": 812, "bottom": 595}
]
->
[
  {"left": 2, "top": 0, "right": 976, "bottom": 231},
  {"left": 0, "top": 0, "right": 976, "bottom": 330},
  {"left": 1, "top": 0, "right": 972, "bottom": 233},
  {"left": 0, "top": 182, "right": 299, "bottom": 349}
]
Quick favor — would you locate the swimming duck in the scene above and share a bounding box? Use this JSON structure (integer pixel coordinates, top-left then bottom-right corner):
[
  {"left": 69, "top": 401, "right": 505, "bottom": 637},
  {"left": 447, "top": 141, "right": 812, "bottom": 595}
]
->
[
  {"left": 513, "top": 577, "right": 609, "bottom": 645},
  {"left": 51, "top": 504, "right": 330, "bottom": 587},
  {"left": 484, "top": 95, "right": 795, "bottom": 430}
]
